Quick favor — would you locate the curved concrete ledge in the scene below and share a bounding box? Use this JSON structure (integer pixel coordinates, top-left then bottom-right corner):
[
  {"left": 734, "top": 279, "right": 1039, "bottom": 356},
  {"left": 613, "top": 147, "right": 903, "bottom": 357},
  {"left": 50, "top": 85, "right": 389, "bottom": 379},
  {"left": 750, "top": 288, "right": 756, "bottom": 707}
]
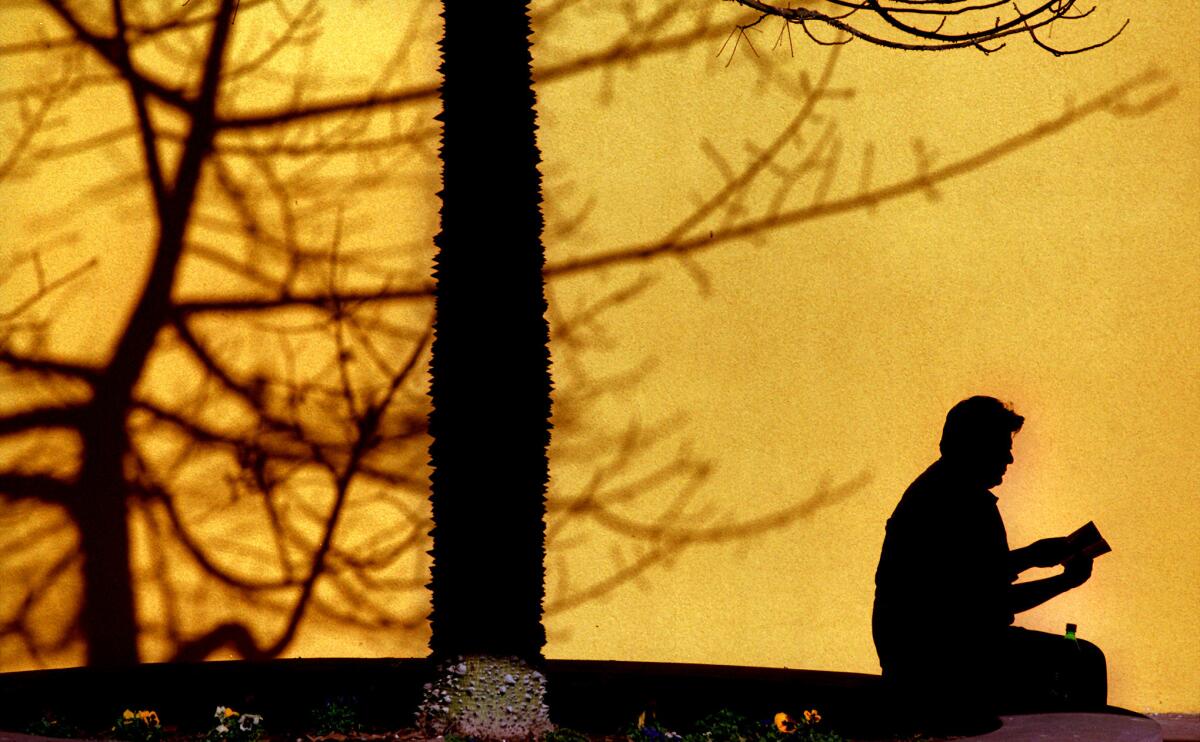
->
[
  {"left": 961, "top": 712, "right": 1162, "bottom": 741},
  {"left": 1151, "top": 714, "right": 1200, "bottom": 742}
]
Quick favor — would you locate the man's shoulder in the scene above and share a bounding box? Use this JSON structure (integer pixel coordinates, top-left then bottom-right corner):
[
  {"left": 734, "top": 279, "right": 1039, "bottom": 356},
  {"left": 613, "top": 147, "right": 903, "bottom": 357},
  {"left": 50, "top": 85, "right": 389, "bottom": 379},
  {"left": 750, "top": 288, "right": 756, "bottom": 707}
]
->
[
  {"left": 894, "top": 461, "right": 948, "bottom": 510},
  {"left": 905, "top": 460, "right": 945, "bottom": 493},
  {"left": 891, "top": 460, "right": 995, "bottom": 525}
]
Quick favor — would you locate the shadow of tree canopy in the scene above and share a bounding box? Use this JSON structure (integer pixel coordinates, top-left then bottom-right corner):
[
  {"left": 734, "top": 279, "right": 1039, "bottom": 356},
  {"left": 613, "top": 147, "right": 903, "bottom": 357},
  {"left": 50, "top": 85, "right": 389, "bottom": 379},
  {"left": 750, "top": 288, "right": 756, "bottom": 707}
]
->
[{"left": 0, "top": 0, "right": 1178, "bottom": 669}]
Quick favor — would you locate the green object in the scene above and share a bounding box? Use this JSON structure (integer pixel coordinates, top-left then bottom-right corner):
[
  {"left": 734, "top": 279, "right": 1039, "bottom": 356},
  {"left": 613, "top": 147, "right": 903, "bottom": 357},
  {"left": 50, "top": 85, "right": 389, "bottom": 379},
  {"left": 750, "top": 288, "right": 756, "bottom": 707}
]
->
[
  {"left": 311, "top": 699, "right": 361, "bottom": 736},
  {"left": 26, "top": 715, "right": 82, "bottom": 739},
  {"left": 1065, "top": 622, "right": 1081, "bottom": 651}
]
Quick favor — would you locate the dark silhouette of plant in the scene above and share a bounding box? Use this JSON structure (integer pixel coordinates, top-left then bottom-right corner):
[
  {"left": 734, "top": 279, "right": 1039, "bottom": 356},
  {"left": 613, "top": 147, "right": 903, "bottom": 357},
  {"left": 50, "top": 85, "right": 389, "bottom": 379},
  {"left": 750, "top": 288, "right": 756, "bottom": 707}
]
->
[
  {"left": 426, "top": 0, "right": 550, "bottom": 666},
  {"left": 418, "top": 2, "right": 559, "bottom": 736}
]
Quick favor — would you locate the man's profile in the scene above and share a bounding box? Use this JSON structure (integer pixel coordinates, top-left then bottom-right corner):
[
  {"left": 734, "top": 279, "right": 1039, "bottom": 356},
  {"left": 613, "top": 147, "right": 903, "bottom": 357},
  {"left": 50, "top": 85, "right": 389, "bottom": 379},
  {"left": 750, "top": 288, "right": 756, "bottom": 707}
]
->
[{"left": 872, "top": 396, "right": 1107, "bottom": 734}]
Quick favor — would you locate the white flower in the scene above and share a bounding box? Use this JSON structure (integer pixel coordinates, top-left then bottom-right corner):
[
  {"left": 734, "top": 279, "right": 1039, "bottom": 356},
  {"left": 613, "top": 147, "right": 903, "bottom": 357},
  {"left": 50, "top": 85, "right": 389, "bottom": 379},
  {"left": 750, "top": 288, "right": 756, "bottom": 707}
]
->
[
  {"left": 215, "top": 707, "right": 228, "bottom": 719},
  {"left": 239, "top": 714, "right": 262, "bottom": 731},
  {"left": 216, "top": 724, "right": 229, "bottom": 734}
]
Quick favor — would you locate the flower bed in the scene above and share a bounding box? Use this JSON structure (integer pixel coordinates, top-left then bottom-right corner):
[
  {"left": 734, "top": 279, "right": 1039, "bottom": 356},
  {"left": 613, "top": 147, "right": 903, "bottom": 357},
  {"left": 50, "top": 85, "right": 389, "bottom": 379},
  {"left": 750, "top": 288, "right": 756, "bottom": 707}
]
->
[
  {"left": 0, "top": 659, "right": 897, "bottom": 742},
  {"left": 16, "top": 702, "right": 853, "bottom": 742}
]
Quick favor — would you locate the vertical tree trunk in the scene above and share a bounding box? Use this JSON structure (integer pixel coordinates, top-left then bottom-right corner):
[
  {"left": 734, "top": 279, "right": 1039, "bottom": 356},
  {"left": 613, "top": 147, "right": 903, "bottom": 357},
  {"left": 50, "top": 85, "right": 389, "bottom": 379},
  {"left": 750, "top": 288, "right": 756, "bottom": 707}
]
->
[
  {"left": 427, "top": 0, "right": 550, "bottom": 666},
  {"left": 67, "top": 0, "right": 237, "bottom": 666},
  {"left": 73, "top": 408, "right": 140, "bottom": 666}
]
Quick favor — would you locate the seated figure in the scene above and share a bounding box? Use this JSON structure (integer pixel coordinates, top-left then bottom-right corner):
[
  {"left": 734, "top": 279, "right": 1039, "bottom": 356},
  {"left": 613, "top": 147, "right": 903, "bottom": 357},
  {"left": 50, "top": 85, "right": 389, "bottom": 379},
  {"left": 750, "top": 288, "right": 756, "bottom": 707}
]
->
[{"left": 872, "top": 396, "right": 1106, "bottom": 734}]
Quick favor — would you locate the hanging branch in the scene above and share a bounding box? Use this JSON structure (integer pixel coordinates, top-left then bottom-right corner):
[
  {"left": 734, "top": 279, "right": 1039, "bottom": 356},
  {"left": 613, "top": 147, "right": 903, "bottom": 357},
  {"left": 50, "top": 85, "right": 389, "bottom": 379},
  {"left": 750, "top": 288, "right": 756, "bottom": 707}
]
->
[{"left": 724, "top": 0, "right": 1128, "bottom": 55}]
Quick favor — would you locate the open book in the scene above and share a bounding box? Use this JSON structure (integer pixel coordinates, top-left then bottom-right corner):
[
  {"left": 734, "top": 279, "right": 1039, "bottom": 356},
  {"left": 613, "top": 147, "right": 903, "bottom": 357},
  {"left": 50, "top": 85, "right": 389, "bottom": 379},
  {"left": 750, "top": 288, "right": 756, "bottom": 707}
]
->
[{"left": 1064, "top": 521, "right": 1112, "bottom": 565}]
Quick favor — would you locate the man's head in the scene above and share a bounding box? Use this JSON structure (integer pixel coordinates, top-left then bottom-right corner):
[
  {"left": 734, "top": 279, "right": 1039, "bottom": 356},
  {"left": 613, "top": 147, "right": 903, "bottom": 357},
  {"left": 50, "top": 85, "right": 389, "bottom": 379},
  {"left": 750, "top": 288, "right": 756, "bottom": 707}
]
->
[{"left": 939, "top": 396, "right": 1024, "bottom": 488}]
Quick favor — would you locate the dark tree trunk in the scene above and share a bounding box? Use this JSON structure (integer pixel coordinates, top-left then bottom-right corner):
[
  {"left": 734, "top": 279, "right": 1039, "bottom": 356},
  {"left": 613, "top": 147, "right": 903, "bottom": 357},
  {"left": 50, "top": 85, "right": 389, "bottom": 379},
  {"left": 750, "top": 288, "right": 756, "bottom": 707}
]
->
[
  {"left": 67, "top": 0, "right": 237, "bottom": 666},
  {"left": 73, "top": 408, "right": 140, "bottom": 666},
  {"left": 426, "top": 0, "right": 550, "bottom": 665}
]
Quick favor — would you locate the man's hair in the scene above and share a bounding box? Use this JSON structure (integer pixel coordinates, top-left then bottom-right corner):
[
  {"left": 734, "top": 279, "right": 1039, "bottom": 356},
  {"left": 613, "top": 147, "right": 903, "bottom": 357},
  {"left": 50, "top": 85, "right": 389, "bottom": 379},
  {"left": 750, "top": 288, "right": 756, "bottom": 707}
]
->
[{"left": 939, "top": 396, "right": 1024, "bottom": 456}]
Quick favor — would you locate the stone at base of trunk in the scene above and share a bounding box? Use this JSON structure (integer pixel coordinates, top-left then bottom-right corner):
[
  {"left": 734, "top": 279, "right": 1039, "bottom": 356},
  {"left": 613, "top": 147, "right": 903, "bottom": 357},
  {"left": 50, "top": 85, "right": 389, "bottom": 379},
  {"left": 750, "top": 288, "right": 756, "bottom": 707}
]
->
[{"left": 416, "top": 655, "right": 554, "bottom": 741}]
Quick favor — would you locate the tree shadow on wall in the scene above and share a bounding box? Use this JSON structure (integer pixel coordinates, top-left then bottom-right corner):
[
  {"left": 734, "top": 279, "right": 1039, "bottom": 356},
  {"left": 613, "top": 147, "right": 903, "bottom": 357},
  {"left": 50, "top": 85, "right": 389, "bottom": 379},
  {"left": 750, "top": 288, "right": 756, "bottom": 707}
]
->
[{"left": 0, "top": 0, "right": 1179, "bottom": 669}]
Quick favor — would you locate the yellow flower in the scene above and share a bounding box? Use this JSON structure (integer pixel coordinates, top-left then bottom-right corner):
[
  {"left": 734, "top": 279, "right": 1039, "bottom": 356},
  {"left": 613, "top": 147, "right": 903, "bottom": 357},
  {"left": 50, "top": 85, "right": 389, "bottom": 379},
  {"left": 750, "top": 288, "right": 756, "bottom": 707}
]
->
[
  {"left": 224, "top": 707, "right": 238, "bottom": 718},
  {"left": 774, "top": 712, "right": 796, "bottom": 733},
  {"left": 803, "top": 709, "right": 821, "bottom": 724},
  {"left": 123, "top": 710, "right": 135, "bottom": 721}
]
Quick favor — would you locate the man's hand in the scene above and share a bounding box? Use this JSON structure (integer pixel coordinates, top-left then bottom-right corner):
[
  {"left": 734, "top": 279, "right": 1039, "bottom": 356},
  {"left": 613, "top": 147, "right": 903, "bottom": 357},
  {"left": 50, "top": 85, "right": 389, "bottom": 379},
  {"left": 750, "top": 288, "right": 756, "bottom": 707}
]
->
[
  {"left": 1061, "top": 556, "right": 1094, "bottom": 588},
  {"left": 1026, "top": 537, "right": 1073, "bottom": 567},
  {"left": 1011, "top": 555, "right": 1094, "bottom": 613}
]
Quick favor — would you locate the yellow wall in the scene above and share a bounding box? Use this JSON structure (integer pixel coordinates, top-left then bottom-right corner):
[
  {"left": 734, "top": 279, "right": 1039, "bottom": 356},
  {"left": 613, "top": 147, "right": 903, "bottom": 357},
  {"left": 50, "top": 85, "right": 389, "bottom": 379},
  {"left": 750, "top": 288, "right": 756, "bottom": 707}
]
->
[
  {"left": 535, "top": 0, "right": 1200, "bottom": 713},
  {"left": 1, "top": 0, "right": 1196, "bottom": 715}
]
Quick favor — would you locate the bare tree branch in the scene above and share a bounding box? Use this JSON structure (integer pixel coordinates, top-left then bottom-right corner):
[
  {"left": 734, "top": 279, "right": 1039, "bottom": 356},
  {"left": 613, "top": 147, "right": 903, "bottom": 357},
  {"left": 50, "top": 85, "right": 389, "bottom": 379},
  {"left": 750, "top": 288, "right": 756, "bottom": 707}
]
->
[
  {"left": 0, "top": 473, "right": 74, "bottom": 504},
  {"left": 724, "top": 0, "right": 1128, "bottom": 55},
  {"left": 545, "top": 67, "right": 1176, "bottom": 277}
]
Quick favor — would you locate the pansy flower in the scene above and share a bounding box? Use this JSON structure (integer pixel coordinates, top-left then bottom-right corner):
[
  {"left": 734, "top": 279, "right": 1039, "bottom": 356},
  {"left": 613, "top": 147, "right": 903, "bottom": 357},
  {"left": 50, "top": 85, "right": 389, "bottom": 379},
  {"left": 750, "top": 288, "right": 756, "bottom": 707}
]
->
[
  {"left": 774, "top": 712, "right": 796, "bottom": 733},
  {"left": 239, "top": 714, "right": 262, "bottom": 731}
]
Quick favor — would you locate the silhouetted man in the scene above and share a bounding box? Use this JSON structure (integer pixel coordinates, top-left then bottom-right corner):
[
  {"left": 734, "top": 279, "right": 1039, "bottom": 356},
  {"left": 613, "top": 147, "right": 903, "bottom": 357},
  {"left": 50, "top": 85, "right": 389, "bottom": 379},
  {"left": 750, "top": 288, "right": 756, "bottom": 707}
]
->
[{"left": 872, "top": 396, "right": 1106, "bottom": 734}]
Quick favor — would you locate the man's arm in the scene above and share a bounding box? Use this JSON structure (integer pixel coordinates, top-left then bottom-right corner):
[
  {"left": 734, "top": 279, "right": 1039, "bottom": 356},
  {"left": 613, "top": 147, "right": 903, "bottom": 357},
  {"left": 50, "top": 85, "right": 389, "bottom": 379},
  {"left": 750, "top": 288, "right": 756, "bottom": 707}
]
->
[
  {"left": 1008, "top": 536, "right": 1073, "bottom": 576},
  {"left": 1009, "top": 557, "right": 1093, "bottom": 614}
]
